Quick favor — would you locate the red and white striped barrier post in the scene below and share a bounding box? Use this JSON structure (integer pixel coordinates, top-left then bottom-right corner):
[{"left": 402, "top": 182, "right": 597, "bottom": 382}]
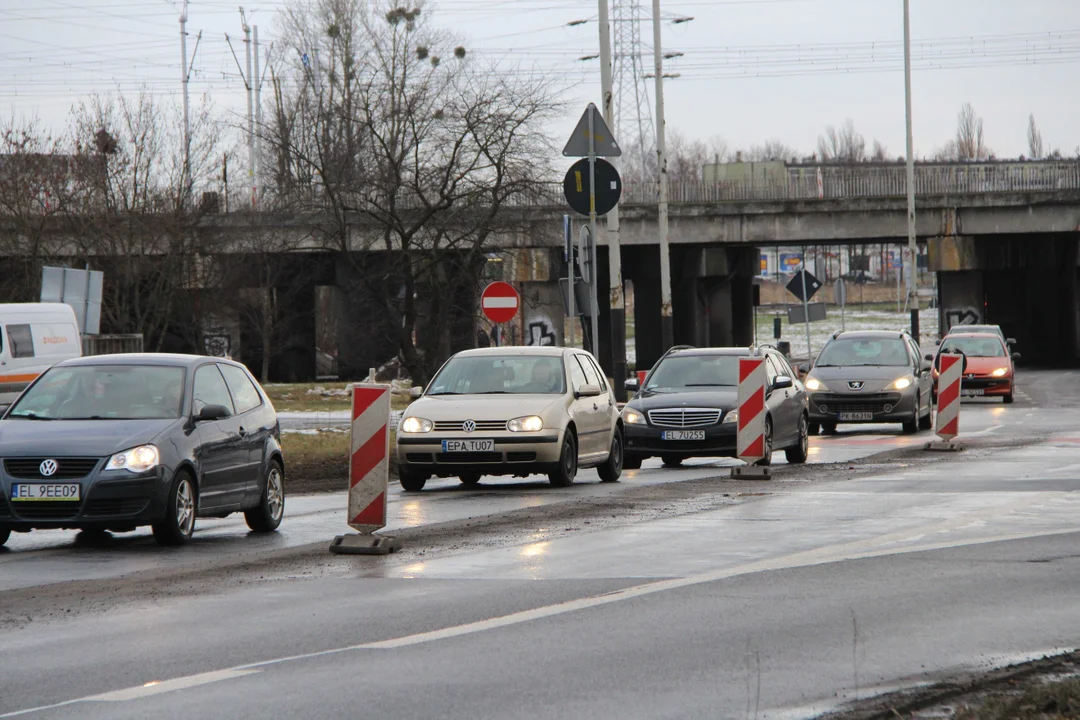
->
[
  {"left": 329, "top": 384, "right": 402, "bottom": 554},
  {"left": 927, "top": 354, "right": 963, "bottom": 451},
  {"left": 732, "top": 356, "right": 770, "bottom": 478}
]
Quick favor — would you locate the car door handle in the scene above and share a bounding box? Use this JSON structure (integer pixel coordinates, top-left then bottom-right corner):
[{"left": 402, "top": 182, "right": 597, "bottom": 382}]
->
[{"left": 238, "top": 426, "right": 248, "bottom": 438}]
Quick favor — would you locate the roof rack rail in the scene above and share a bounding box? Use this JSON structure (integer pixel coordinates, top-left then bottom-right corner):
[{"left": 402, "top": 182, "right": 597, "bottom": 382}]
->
[{"left": 831, "top": 329, "right": 844, "bottom": 339}]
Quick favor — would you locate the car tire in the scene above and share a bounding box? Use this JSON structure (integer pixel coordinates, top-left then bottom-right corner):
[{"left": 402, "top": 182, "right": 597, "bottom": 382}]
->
[
  {"left": 807, "top": 421, "right": 820, "bottom": 436},
  {"left": 822, "top": 421, "right": 838, "bottom": 435},
  {"left": 755, "top": 418, "right": 773, "bottom": 466},
  {"left": 902, "top": 413, "right": 918, "bottom": 434},
  {"left": 245, "top": 460, "right": 285, "bottom": 533},
  {"left": 1003, "top": 391, "right": 1015, "bottom": 404},
  {"left": 0, "top": 526, "right": 9, "bottom": 548},
  {"left": 918, "top": 399, "right": 933, "bottom": 430},
  {"left": 661, "top": 455, "right": 683, "bottom": 468},
  {"left": 152, "top": 471, "right": 197, "bottom": 546},
  {"left": 597, "top": 429, "right": 623, "bottom": 483},
  {"left": 398, "top": 468, "right": 428, "bottom": 492},
  {"left": 623, "top": 453, "right": 643, "bottom": 470},
  {"left": 459, "top": 473, "right": 481, "bottom": 487},
  {"left": 785, "top": 414, "right": 809, "bottom": 464},
  {"left": 548, "top": 431, "right": 578, "bottom": 487}
]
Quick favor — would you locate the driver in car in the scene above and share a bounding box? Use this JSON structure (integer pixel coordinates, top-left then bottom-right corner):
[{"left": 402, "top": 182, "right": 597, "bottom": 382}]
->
[
  {"left": 59, "top": 372, "right": 108, "bottom": 418},
  {"left": 524, "top": 360, "right": 560, "bottom": 393}
]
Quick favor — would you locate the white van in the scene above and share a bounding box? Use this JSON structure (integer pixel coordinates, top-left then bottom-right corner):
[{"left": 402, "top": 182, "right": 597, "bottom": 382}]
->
[{"left": 0, "top": 303, "right": 82, "bottom": 409}]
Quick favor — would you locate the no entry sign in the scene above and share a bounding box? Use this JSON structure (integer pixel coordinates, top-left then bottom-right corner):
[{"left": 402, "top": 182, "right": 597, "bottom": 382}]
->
[{"left": 481, "top": 281, "right": 520, "bottom": 324}]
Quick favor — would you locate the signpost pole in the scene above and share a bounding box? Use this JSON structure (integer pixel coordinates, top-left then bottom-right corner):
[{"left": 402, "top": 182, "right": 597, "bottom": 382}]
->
[
  {"left": 800, "top": 260, "right": 812, "bottom": 360},
  {"left": 587, "top": 106, "right": 600, "bottom": 358},
  {"left": 565, "top": 214, "right": 575, "bottom": 348},
  {"left": 903, "top": 0, "right": 920, "bottom": 345}
]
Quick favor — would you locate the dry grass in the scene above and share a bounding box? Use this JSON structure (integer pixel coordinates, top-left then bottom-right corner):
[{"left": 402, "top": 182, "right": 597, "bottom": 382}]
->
[
  {"left": 265, "top": 382, "right": 413, "bottom": 413},
  {"left": 954, "top": 678, "right": 1080, "bottom": 720},
  {"left": 281, "top": 429, "right": 398, "bottom": 494}
]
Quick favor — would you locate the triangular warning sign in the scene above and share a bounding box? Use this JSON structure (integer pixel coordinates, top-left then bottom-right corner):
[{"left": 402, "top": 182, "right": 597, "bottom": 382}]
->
[{"left": 562, "top": 103, "right": 622, "bottom": 158}]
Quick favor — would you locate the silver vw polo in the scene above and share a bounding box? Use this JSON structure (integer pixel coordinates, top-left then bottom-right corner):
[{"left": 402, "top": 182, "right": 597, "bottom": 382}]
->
[{"left": 395, "top": 347, "right": 623, "bottom": 490}]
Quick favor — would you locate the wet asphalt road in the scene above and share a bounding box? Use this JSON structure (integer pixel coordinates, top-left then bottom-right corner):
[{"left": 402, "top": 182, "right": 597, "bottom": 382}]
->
[{"left": 1, "top": 370, "right": 1078, "bottom": 719}]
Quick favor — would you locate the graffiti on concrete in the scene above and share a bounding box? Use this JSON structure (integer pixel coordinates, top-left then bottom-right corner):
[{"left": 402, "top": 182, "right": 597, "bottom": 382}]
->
[
  {"left": 526, "top": 315, "right": 557, "bottom": 346},
  {"left": 944, "top": 307, "right": 981, "bottom": 331}
]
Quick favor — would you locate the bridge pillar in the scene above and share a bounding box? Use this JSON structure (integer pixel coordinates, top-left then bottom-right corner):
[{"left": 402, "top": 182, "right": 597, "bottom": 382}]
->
[
  {"left": 672, "top": 245, "right": 757, "bottom": 349},
  {"left": 335, "top": 255, "right": 400, "bottom": 380}
]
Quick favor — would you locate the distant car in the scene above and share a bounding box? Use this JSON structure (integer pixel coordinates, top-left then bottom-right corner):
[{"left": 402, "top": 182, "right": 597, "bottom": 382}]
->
[
  {"left": 396, "top": 347, "right": 623, "bottom": 490},
  {"left": 620, "top": 345, "right": 809, "bottom": 468},
  {"left": 803, "top": 330, "right": 934, "bottom": 434},
  {"left": 937, "top": 324, "right": 1015, "bottom": 347},
  {"left": 930, "top": 333, "right": 1020, "bottom": 404},
  {"left": 0, "top": 354, "right": 285, "bottom": 548}
]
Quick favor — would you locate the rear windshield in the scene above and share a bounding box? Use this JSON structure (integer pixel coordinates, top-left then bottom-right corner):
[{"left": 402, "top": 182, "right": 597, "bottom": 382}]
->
[
  {"left": 646, "top": 355, "right": 739, "bottom": 391},
  {"left": 7, "top": 365, "right": 186, "bottom": 420},
  {"left": 816, "top": 338, "right": 910, "bottom": 367},
  {"left": 427, "top": 355, "right": 566, "bottom": 395},
  {"left": 939, "top": 337, "right": 1005, "bottom": 357}
]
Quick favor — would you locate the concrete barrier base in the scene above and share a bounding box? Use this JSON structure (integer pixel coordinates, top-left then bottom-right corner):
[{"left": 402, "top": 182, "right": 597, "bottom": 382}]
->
[
  {"left": 730, "top": 465, "right": 772, "bottom": 480},
  {"left": 329, "top": 533, "right": 402, "bottom": 555},
  {"left": 925, "top": 440, "right": 963, "bottom": 452}
]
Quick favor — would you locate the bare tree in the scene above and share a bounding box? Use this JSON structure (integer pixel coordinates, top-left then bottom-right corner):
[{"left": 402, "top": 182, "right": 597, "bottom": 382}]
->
[
  {"left": 737, "top": 140, "right": 797, "bottom": 163},
  {"left": 870, "top": 139, "right": 889, "bottom": 162},
  {"left": 817, "top": 120, "right": 866, "bottom": 162},
  {"left": 619, "top": 130, "right": 728, "bottom": 183},
  {"left": 954, "top": 102, "right": 990, "bottom": 160},
  {"left": 265, "top": 0, "right": 559, "bottom": 382},
  {"left": 1027, "top": 114, "right": 1045, "bottom": 159}
]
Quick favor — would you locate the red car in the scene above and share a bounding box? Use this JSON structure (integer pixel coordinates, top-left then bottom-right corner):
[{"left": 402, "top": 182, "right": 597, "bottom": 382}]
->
[{"left": 930, "top": 332, "right": 1020, "bottom": 403}]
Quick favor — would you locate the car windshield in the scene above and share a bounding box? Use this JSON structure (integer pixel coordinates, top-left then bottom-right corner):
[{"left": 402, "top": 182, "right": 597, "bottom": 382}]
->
[
  {"left": 646, "top": 355, "right": 739, "bottom": 391},
  {"left": 6, "top": 365, "right": 186, "bottom": 420},
  {"left": 939, "top": 337, "right": 1006, "bottom": 357},
  {"left": 816, "top": 338, "right": 910, "bottom": 367},
  {"left": 427, "top": 355, "right": 566, "bottom": 395},
  {"left": 958, "top": 325, "right": 1003, "bottom": 338}
]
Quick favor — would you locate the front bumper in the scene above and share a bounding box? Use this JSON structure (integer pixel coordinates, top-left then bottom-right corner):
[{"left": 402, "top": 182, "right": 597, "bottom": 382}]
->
[
  {"left": 808, "top": 391, "right": 916, "bottom": 424},
  {"left": 624, "top": 423, "right": 736, "bottom": 459},
  {"left": 0, "top": 463, "right": 170, "bottom": 531},
  {"left": 396, "top": 433, "right": 563, "bottom": 477},
  {"left": 936, "top": 376, "right": 1013, "bottom": 396}
]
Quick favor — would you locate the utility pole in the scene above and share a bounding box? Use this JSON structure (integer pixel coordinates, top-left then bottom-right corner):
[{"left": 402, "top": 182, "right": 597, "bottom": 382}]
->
[
  {"left": 242, "top": 9, "right": 255, "bottom": 209},
  {"left": 253, "top": 24, "right": 261, "bottom": 208},
  {"left": 903, "top": 0, "right": 919, "bottom": 343},
  {"left": 598, "top": 0, "right": 628, "bottom": 400},
  {"left": 178, "top": 1, "right": 201, "bottom": 205},
  {"left": 651, "top": 0, "right": 673, "bottom": 350}
]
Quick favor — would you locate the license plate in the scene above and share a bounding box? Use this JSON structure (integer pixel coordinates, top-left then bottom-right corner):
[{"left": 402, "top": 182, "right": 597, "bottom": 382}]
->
[
  {"left": 10, "top": 483, "right": 81, "bottom": 501},
  {"left": 838, "top": 412, "right": 874, "bottom": 421},
  {"left": 662, "top": 430, "right": 706, "bottom": 441},
  {"left": 961, "top": 389, "right": 985, "bottom": 397},
  {"left": 441, "top": 439, "right": 495, "bottom": 452}
]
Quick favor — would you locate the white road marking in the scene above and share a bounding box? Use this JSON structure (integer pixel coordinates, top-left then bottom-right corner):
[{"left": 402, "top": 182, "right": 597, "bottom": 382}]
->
[
  {"left": 966, "top": 424, "right": 1003, "bottom": 437},
  {"left": 1044, "top": 463, "right": 1080, "bottom": 475},
  {"left": 4, "top": 518, "right": 1075, "bottom": 719}
]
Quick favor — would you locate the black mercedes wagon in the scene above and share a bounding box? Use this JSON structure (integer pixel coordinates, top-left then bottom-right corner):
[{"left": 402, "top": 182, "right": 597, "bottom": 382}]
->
[{"left": 0, "top": 354, "right": 285, "bottom": 547}]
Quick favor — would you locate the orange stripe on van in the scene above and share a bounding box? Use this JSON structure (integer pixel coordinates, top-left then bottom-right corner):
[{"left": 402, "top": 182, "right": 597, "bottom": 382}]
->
[{"left": 0, "top": 373, "right": 40, "bottom": 383}]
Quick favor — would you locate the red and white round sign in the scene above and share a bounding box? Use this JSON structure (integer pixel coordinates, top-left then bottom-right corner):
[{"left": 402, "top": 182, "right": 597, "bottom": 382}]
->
[{"left": 481, "top": 282, "right": 520, "bottom": 324}]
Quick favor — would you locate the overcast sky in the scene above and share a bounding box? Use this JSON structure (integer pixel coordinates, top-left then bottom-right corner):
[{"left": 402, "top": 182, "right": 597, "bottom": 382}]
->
[{"left": 3, "top": 0, "right": 1079, "bottom": 160}]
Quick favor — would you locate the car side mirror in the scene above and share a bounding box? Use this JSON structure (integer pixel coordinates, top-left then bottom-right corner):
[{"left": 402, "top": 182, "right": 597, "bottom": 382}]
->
[
  {"left": 577, "top": 383, "right": 602, "bottom": 398},
  {"left": 195, "top": 404, "right": 231, "bottom": 422},
  {"left": 924, "top": 353, "right": 934, "bottom": 362},
  {"left": 624, "top": 378, "right": 640, "bottom": 392},
  {"left": 772, "top": 376, "right": 793, "bottom": 391},
  {"left": 410, "top": 386, "right": 424, "bottom": 399},
  {"left": 1007, "top": 338, "right": 1017, "bottom": 345},
  {"left": 921, "top": 360, "right": 933, "bottom": 373},
  {"left": 1011, "top": 352, "right": 1021, "bottom": 361},
  {"left": 797, "top": 363, "right": 809, "bottom": 374}
]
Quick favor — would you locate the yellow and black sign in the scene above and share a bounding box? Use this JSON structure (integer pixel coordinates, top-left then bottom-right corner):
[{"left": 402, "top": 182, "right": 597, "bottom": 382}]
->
[{"left": 562, "top": 158, "right": 622, "bottom": 217}]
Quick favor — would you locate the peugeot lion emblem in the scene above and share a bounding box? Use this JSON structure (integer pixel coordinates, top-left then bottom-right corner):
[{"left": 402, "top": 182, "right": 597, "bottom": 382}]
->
[
  {"left": 39, "top": 459, "right": 59, "bottom": 477},
  {"left": 848, "top": 381, "right": 864, "bottom": 390},
  {"left": 462, "top": 420, "right": 476, "bottom": 433}
]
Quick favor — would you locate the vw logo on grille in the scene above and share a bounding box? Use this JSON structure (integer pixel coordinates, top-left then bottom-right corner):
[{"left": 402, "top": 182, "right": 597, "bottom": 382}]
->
[
  {"left": 848, "top": 381, "right": 864, "bottom": 390},
  {"left": 39, "top": 459, "right": 59, "bottom": 477},
  {"left": 462, "top": 420, "right": 476, "bottom": 433}
]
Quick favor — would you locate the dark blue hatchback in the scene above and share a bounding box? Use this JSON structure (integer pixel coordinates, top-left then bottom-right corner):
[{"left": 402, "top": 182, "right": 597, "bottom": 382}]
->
[{"left": 0, "top": 354, "right": 285, "bottom": 547}]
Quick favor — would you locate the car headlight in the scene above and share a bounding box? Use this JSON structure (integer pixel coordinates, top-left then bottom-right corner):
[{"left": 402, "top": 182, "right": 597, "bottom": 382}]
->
[
  {"left": 508, "top": 415, "right": 544, "bottom": 432},
  {"left": 623, "top": 408, "right": 646, "bottom": 425},
  {"left": 991, "top": 367, "right": 1008, "bottom": 377},
  {"left": 722, "top": 409, "right": 738, "bottom": 424},
  {"left": 106, "top": 444, "right": 160, "bottom": 473},
  {"left": 888, "top": 377, "right": 912, "bottom": 390},
  {"left": 400, "top": 417, "right": 433, "bottom": 433},
  {"left": 805, "top": 377, "right": 827, "bottom": 391}
]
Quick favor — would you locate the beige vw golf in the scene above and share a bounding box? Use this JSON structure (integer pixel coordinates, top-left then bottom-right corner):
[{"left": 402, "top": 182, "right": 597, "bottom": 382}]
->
[{"left": 395, "top": 347, "right": 623, "bottom": 490}]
